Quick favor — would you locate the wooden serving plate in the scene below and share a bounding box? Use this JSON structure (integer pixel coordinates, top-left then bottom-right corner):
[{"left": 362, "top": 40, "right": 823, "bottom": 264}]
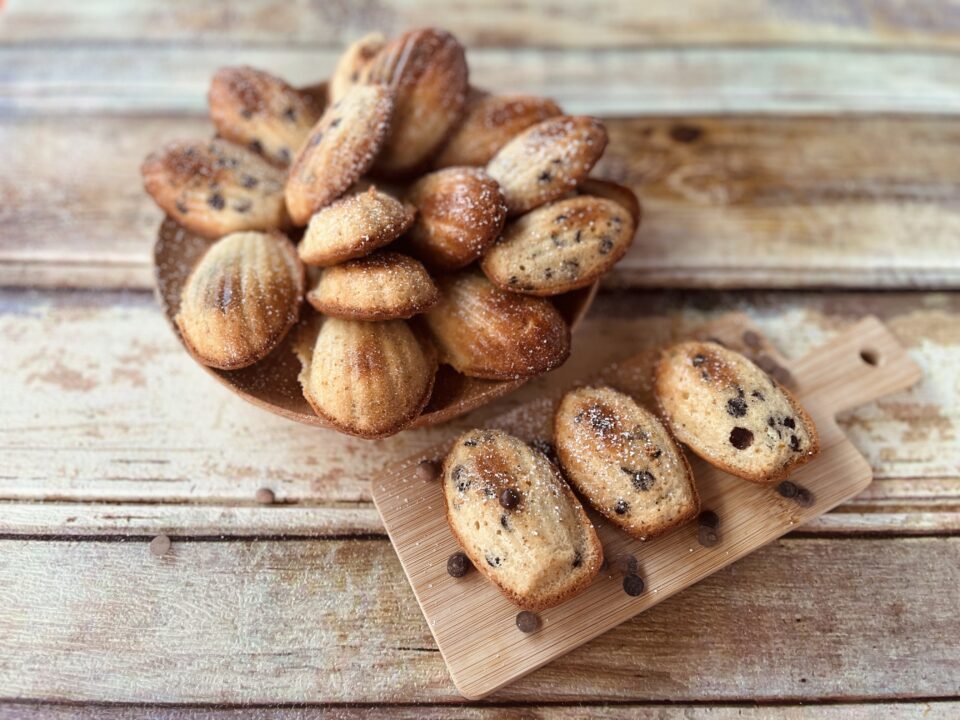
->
[
  {"left": 153, "top": 221, "right": 597, "bottom": 429},
  {"left": 372, "top": 314, "right": 921, "bottom": 699}
]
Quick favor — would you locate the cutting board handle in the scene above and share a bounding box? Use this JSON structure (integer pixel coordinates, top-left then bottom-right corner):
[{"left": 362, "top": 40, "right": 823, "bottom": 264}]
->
[{"left": 792, "top": 316, "right": 921, "bottom": 416}]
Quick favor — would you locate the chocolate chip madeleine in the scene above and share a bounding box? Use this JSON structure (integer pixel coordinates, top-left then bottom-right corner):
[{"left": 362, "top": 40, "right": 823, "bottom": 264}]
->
[
  {"left": 442, "top": 429, "right": 603, "bottom": 610},
  {"left": 654, "top": 342, "right": 820, "bottom": 484},
  {"left": 141, "top": 139, "right": 287, "bottom": 239},
  {"left": 424, "top": 271, "right": 570, "bottom": 380},
  {"left": 296, "top": 317, "right": 437, "bottom": 438},
  {"left": 175, "top": 231, "right": 304, "bottom": 369},
  {"left": 208, "top": 66, "right": 322, "bottom": 167},
  {"left": 555, "top": 386, "right": 699, "bottom": 540},
  {"left": 328, "top": 33, "right": 386, "bottom": 104}
]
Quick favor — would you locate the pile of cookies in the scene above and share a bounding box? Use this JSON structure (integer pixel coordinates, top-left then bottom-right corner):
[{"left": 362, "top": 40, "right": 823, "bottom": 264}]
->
[
  {"left": 141, "top": 27, "right": 640, "bottom": 438},
  {"left": 441, "top": 341, "right": 820, "bottom": 610}
]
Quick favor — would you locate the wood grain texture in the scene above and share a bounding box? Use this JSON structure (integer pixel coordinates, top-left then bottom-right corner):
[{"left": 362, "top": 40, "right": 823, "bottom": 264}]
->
[
  {"left": 0, "top": 537, "right": 956, "bottom": 703},
  {"left": 1, "top": 289, "right": 958, "bottom": 535},
  {"left": 5, "top": 0, "right": 960, "bottom": 49},
  {"left": 6, "top": 115, "right": 960, "bottom": 290}
]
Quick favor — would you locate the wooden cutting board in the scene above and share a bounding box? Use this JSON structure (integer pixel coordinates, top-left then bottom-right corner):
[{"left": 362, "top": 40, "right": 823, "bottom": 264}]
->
[{"left": 371, "top": 314, "right": 921, "bottom": 699}]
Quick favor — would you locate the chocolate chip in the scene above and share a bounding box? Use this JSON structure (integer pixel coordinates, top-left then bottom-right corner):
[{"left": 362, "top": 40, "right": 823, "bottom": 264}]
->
[
  {"left": 692, "top": 354, "right": 705, "bottom": 367},
  {"left": 452, "top": 465, "right": 470, "bottom": 492},
  {"left": 669, "top": 124, "right": 703, "bottom": 143},
  {"left": 755, "top": 354, "right": 778, "bottom": 373},
  {"left": 207, "top": 193, "right": 225, "bottom": 210},
  {"left": 698, "top": 510, "right": 719, "bottom": 529},
  {"left": 729, "top": 427, "right": 754, "bottom": 449},
  {"left": 500, "top": 514, "right": 511, "bottom": 530},
  {"left": 241, "top": 174, "right": 258, "bottom": 189},
  {"left": 614, "top": 499, "right": 630, "bottom": 515},
  {"left": 463, "top": 439, "right": 478, "bottom": 447},
  {"left": 233, "top": 199, "right": 253, "bottom": 213},
  {"left": 783, "top": 417, "right": 796, "bottom": 429},
  {"left": 555, "top": 214, "right": 568, "bottom": 222},
  {"left": 727, "top": 396, "right": 748, "bottom": 418},
  {"left": 175, "top": 200, "right": 188, "bottom": 215},
  {"left": 508, "top": 276, "right": 518, "bottom": 285},
  {"left": 254, "top": 487, "right": 275, "bottom": 505},
  {"left": 572, "top": 550, "right": 583, "bottom": 567},
  {"left": 771, "top": 365, "right": 795, "bottom": 387},
  {"left": 415, "top": 459, "right": 439, "bottom": 482},
  {"left": 752, "top": 390, "right": 765, "bottom": 401},
  {"left": 778, "top": 480, "right": 798, "bottom": 498},
  {"left": 329, "top": 117, "right": 342, "bottom": 128},
  {"left": 622, "top": 467, "right": 655, "bottom": 492},
  {"left": 623, "top": 574, "right": 645, "bottom": 596},
  {"left": 278, "top": 148, "right": 291, "bottom": 164},
  {"left": 485, "top": 554, "right": 502, "bottom": 568},
  {"left": 795, "top": 487, "right": 815, "bottom": 507},
  {"left": 447, "top": 552, "right": 470, "bottom": 578},
  {"left": 499, "top": 488, "right": 520, "bottom": 510},
  {"left": 516, "top": 611, "right": 541, "bottom": 633},
  {"left": 283, "top": 106, "right": 297, "bottom": 122},
  {"left": 248, "top": 139, "right": 264, "bottom": 154},
  {"left": 240, "top": 108, "right": 253, "bottom": 120},
  {"left": 742, "top": 330, "right": 762, "bottom": 349},
  {"left": 615, "top": 553, "right": 638, "bottom": 575},
  {"left": 149, "top": 534, "right": 171, "bottom": 557},
  {"left": 599, "top": 237, "right": 614, "bottom": 254},
  {"left": 790, "top": 434, "right": 802, "bottom": 451},
  {"left": 698, "top": 525, "right": 719, "bottom": 547},
  {"left": 530, "top": 438, "right": 557, "bottom": 464},
  {"left": 538, "top": 170, "right": 552, "bottom": 182},
  {"left": 767, "top": 417, "right": 777, "bottom": 428},
  {"left": 482, "top": 484, "right": 496, "bottom": 499}
]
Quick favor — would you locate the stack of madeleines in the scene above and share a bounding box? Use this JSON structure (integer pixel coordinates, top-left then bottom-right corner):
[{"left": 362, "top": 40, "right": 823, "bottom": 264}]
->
[
  {"left": 442, "top": 340, "right": 820, "bottom": 610},
  {"left": 141, "top": 27, "right": 641, "bottom": 438}
]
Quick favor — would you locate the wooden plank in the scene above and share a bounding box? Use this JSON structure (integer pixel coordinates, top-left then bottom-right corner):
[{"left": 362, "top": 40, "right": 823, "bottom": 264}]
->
[
  {"left": 1, "top": 289, "right": 958, "bottom": 535},
  {"left": 4, "top": 47, "right": 960, "bottom": 117},
  {"left": 0, "top": 537, "right": 956, "bottom": 702},
  {"left": 5, "top": 0, "right": 960, "bottom": 50},
  {"left": 2, "top": 702, "right": 958, "bottom": 719},
  {"left": 6, "top": 115, "right": 960, "bottom": 291}
]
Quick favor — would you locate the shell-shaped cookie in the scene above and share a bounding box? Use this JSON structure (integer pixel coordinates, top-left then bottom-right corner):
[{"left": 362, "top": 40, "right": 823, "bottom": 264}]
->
[
  {"left": 285, "top": 83, "right": 394, "bottom": 225},
  {"left": 486, "top": 116, "right": 608, "bottom": 216},
  {"left": 405, "top": 167, "right": 507, "bottom": 271},
  {"left": 208, "top": 66, "right": 322, "bottom": 167},
  {"left": 174, "top": 231, "right": 304, "bottom": 370},
  {"left": 442, "top": 429, "right": 603, "bottom": 610},
  {"left": 424, "top": 271, "right": 571, "bottom": 380},
  {"left": 298, "top": 187, "right": 414, "bottom": 266},
  {"left": 654, "top": 341, "right": 820, "bottom": 484},
  {"left": 306, "top": 252, "right": 439, "bottom": 320},
  {"left": 363, "top": 27, "right": 468, "bottom": 176},
  {"left": 434, "top": 89, "right": 562, "bottom": 168},
  {"left": 554, "top": 385, "right": 699, "bottom": 540},
  {"left": 328, "top": 33, "right": 386, "bottom": 104},
  {"left": 141, "top": 139, "right": 287, "bottom": 239},
  {"left": 296, "top": 317, "right": 437, "bottom": 438},
  {"left": 578, "top": 178, "right": 641, "bottom": 233},
  {"left": 481, "top": 195, "right": 634, "bottom": 296}
]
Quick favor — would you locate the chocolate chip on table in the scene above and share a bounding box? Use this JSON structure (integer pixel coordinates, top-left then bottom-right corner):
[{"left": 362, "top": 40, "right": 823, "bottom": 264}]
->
[
  {"left": 614, "top": 553, "right": 638, "bottom": 575},
  {"left": 795, "top": 487, "right": 815, "bottom": 507},
  {"left": 499, "top": 488, "right": 520, "bottom": 510},
  {"left": 623, "top": 574, "right": 645, "bottom": 596},
  {"left": 742, "top": 330, "right": 762, "bottom": 349},
  {"left": 149, "top": 534, "right": 171, "bottom": 557},
  {"left": 698, "top": 510, "right": 719, "bottom": 529},
  {"left": 698, "top": 525, "right": 719, "bottom": 547},
  {"left": 771, "top": 365, "right": 795, "bottom": 388},
  {"left": 729, "top": 427, "right": 754, "bottom": 449},
  {"left": 447, "top": 552, "right": 470, "bottom": 578},
  {"left": 415, "top": 459, "right": 439, "bottom": 482},
  {"left": 778, "top": 480, "right": 798, "bottom": 498},
  {"left": 254, "top": 487, "right": 275, "bottom": 505},
  {"left": 516, "top": 611, "right": 541, "bottom": 633}
]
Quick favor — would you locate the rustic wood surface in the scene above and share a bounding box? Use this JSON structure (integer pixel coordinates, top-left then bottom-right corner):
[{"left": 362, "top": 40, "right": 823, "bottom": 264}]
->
[{"left": 2, "top": 0, "right": 959, "bottom": 714}]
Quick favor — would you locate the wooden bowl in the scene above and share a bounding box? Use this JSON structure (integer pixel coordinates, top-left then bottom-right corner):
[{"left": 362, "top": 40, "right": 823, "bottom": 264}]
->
[{"left": 154, "top": 218, "right": 598, "bottom": 429}]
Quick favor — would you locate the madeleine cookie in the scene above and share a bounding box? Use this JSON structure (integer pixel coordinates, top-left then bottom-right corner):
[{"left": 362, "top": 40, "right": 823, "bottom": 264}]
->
[
  {"left": 141, "top": 139, "right": 287, "bottom": 239},
  {"left": 296, "top": 317, "right": 437, "bottom": 438},
  {"left": 434, "top": 89, "right": 562, "bottom": 168},
  {"left": 654, "top": 342, "right": 820, "bottom": 484},
  {"left": 175, "top": 231, "right": 304, "bottom": 369},
  {"left": 424, "top": 271, "right": 570, "bottom": 380},
  {"left": 578, "top": 178, "right": 641, "bottom": 233},
  {"left": 298, "top": 187, "right": 414, "bottom": 266},
  {"left": 363, "top": 27, "right": 468, "bottom": 176},
  {"left": 328, "top": 33, "right": 386, "bottom": 104},
  {"left": 405, "top": 167, "right": 507, "bottom": 271},
  {"left": 442, "top": 429, "right": 603, "bottom": 610},
  {"left": 555, "top": 386, "right": 699, "bottom": 540},
  {"left": 306, "top": 252, "right": 439, "bottom": 320},
  {"left": 285, "top": 83, "right": 394, "bottom": 225},
  {"left": 486, "top": 116, "right": 608, "bottom": 215},
  {"left": 481, "top": 195, "right": 634, "bottom": 296},
  {"left": 208, "top": 66, "right": 322, "bottom": 167}
]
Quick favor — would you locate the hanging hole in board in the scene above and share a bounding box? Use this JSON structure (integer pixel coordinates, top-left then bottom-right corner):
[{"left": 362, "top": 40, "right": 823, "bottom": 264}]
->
[{"left": 859, "top": 348, "right": 880, "bottom": 367}]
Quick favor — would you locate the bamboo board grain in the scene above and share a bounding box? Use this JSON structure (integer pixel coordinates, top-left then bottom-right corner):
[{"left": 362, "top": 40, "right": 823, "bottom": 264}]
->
[{"left": 373, "top": 314, "right": 922, "bottom": 698}]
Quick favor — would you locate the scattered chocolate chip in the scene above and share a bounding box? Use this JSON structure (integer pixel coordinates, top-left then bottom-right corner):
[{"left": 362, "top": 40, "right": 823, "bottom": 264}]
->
[
  {"left": 174, "top": 200, "right": 188, "bottom": 215},
  {"left": 572, "top": 550, "right": 583, "bottom": 568},
  {"left": 452, "top": 465, "right": 470, "bottom": 492},
  {"left": 282, "top": 106, "right": 297, "bottom": 122},
  {"left": 248, "top": 139, "right": 264, "bottom": 154},
  {"left": 500, "top": 514, "right": 511, "bottom": 530},
  {"left": 485, "top": 553, "right": 502, "bottom": 568},
  {"left": 516, "top": 611, "right": 541, "bottom": 633},
  {"left": 742, "top": 330, "right": 762, "bottom": 349},
  {"left": 233, "top": 199, "right": 253, "bottom": 213},
  {"left": 692, "top": 354, "right": 705, "bottom": 367},
  {"left": 615, "top": 553, "right": 638, "bottom": 575},
  {"left": 751, "top": 390, "right": 765, "bottom": 401},
  {"left": 599, "top": 237, "right": 614, "bottom": 254},
  {"left": 783, "top": 417, "right": 796, "bottom": 429},
  {"left": 254, "top": 487, "right": 275, "bottom": 505},
  {"left": 729, "top": 427, "right": 754, "bottom": 449},
  {"left": 508, "top": 276, "right": 518, "bottom": 285},
  {"left": 415, "top": 459, "right": 439, "bottom": 482},
  {"left": 727, "top": 396, "right": 748, "bottom": 418},
  {"left": 447, "top": 552, "right": 470, "bottom": 578},
  {"left": 538, "top": 170, "right": 552, "bottom": 183},
  {"left": 669, "top": 124, "right": 703, "bottom": 143},
  {"left": 777, "top": 480, "right": 798, "bottom": 498},
  {"left": 698, "top": 525, "right": 719, "bottom": 547},
  {"left": 463, "top": 439, "right": 478, "bottom": 447},
  {"left": 790, "top": 434, "right": 802, "bottom": 451},
  {"left": 573, "top": 229, "right": 582, "bottom": 243},
  {"left": 622, "top": 467, "right": 655, "bottom": 492},
  {"left": 207, "top": 193, "right": 226, "bottom": 210},
  {"left": 767, "top": 417, "right": 777, "bottom": 428},
  {"left": 555, "top": 214, "right": 568, "bottom": 223},
  {"left": 482, "top": 484, "right": 496, "bottom": 498},
  {"left": 614, "top": 499, "right": 630, "bottom": 515},
  {"left": 771, "top": 365, "right": 795, "bottom": 387},
  {"left": 278, "top": 148, "right": 291, "bottom": 164},
  {"left": 499, "top": 488, "right": 520, "bottom": 510},
  {"left": 329, "top": 117, "right": 342, "bottom": 128},
  {"left": 795, "top": 487, "right": 815, "bottom": 507},
  {"left": 623, "top": 574, "right": 645, "bottom": 596},
  {"left": 241, "top": 174, "right": 258, "bottom": 189},
  {"left": 149, "top": 534, "right": 171, "bottom": 557},
  {"left": 698, "top": 510, "right": 719, "bottom": 529},
  {"left": 240, "top": 108, "right": 254, "bottom": 120}
]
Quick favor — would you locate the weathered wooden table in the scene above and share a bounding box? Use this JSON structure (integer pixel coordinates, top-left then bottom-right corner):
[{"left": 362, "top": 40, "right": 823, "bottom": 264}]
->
[{"left": 2, "top": 2, "right": 958, "bottom": 716}]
